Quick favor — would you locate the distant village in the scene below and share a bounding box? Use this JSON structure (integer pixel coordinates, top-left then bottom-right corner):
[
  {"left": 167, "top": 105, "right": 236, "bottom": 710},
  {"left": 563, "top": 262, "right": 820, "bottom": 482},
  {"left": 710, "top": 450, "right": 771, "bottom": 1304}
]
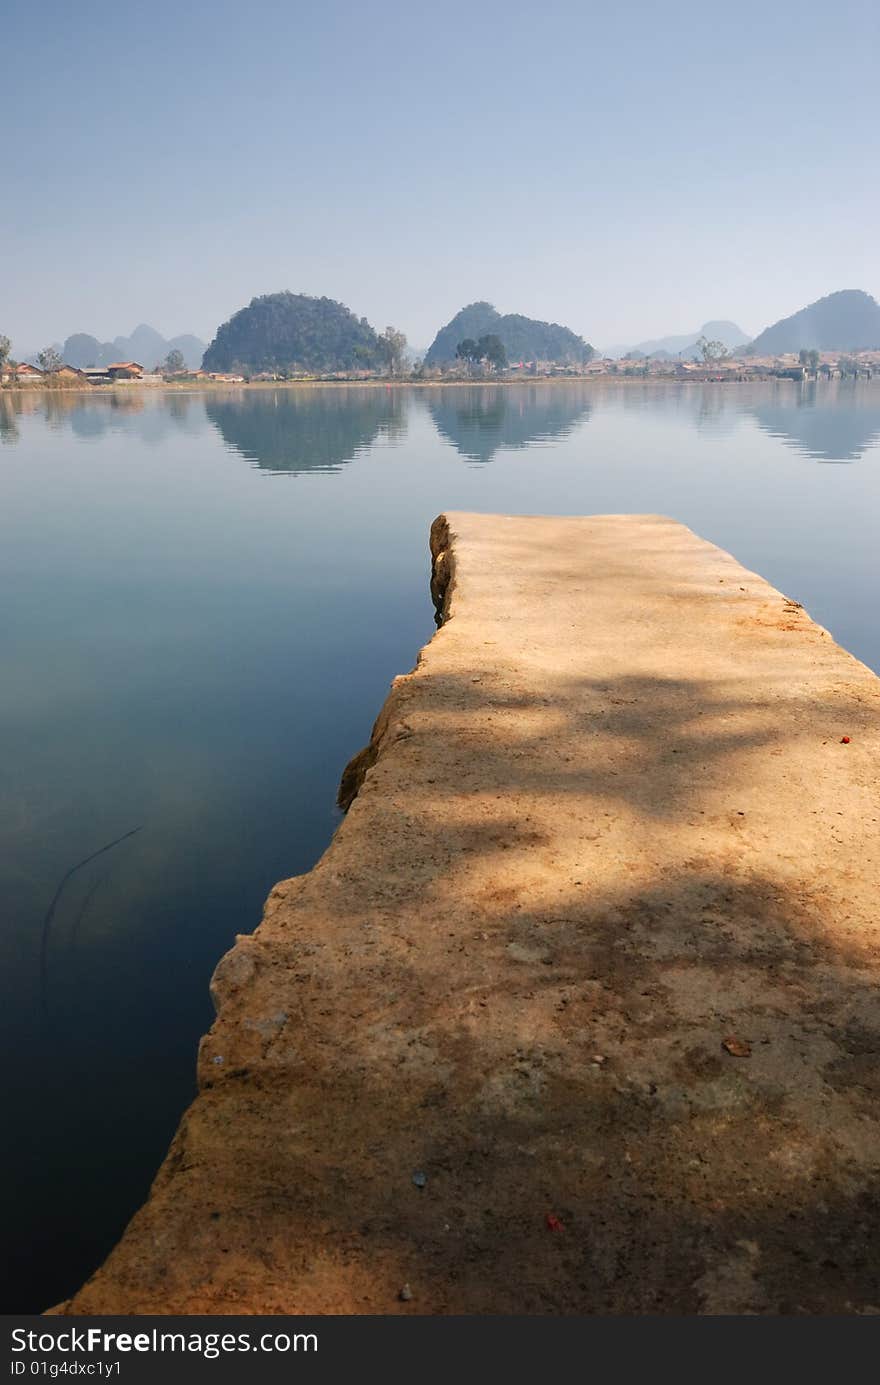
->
[
  {"left": 435, "top": 349, "right": 878, "bottom": 383},
  {"left": 0, "top": 360, "right": 246, "bottom": 387},
  {"left": 579, "top": 349, "right": 878, "bottom": 382},
  {"left": 1, "top": 349, "right": 877, "bottom": 388}
]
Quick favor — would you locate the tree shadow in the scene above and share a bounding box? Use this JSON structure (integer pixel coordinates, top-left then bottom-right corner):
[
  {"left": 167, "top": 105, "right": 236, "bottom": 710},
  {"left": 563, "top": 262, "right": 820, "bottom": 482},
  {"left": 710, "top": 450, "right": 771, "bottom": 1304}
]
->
[{"left": 66, "top": 645, "right": 880, "bottom": 1314}]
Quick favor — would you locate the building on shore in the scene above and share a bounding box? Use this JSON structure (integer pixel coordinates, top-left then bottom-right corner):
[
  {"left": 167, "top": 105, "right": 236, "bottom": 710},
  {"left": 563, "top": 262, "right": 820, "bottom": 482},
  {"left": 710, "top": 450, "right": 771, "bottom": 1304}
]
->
[
  {"left": 50, "top": 364, "right": 87, "bottom": 382},
  {"left": 4, "top": 363, "right": 45, "bottom": 383},
  {"left": 190, "top": 370, "right": 247, "bottom": 384},
  {"left": 105, "top": 361, "right": 145, "bottom": 381},
  {"left": 79, "top": 362, "right": 146, "bottom": 385}
]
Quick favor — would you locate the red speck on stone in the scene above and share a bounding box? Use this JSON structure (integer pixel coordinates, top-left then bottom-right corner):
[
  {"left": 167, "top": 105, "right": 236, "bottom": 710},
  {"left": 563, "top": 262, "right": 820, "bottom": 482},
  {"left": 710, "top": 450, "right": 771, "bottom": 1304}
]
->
[
  {"left": 545, "top": 1213, "right": 564, "bottom": 1232},
  {"left": 841, "top": 736, "right": 851, "bottom": 744}
]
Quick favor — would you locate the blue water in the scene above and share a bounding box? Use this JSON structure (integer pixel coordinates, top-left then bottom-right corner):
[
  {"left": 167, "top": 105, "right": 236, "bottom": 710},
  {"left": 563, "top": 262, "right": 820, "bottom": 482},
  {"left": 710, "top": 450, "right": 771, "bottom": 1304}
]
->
[{"left": 2, "top": 379, "right": 879, "bottom": 1310}]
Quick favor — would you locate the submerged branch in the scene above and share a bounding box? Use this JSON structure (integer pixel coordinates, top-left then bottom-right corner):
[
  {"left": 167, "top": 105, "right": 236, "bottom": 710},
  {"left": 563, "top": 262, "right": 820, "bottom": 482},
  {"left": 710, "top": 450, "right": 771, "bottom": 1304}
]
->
[{"left": 40, "top": 826, "right": 143, "bottom": 1017}]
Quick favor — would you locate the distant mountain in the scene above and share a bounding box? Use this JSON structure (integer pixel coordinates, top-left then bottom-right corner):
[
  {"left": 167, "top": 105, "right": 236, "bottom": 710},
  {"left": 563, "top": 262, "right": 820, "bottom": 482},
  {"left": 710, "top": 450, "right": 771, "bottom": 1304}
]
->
[
  {"left": 167, "top": 334, "right": 208, "bottom": 368},
  {"left": 118, "top": 324, "right": 168, "bottom": 365},
  {"left": 202, "top": 292, "right": 379, "bottom": 374},
  {"left": 748, "top": 290, "right": 880, "bottom": 355},
  {"left": 425, "top": 302, "right": 594, "bottom": 366},
  {"left": 607, "top": 320, "right": 751, "bottom": 360},
  {"left": 61, "top": 325, "right": 206, "bottom": 370},
  {"left": 61, "top": 335, "right": 106, "bottom": 368}
]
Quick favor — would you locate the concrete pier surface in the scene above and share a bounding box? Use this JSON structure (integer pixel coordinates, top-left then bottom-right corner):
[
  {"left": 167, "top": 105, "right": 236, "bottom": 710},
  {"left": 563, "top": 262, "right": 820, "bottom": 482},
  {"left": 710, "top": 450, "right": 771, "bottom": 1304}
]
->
[{"left": 65, "top": 513, "right": 880, "bottom": 1314}]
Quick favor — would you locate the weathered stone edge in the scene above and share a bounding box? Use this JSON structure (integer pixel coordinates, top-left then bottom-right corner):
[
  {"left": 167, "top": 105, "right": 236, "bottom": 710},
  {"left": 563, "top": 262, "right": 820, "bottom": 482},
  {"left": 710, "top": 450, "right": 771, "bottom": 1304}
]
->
[{"left": 336, "top": 513, "right": 455, "bottom": 812}]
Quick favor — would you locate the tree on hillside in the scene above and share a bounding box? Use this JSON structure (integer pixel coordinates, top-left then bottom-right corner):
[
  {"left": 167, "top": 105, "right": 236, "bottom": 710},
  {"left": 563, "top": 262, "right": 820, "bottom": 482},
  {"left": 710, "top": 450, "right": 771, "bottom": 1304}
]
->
[
  {"left": 376, "top": 326, "right": 407, "bottom": 377},
  {"left": 37, "top": 346, "right": 63, "bottom": 373},
  {"left": 456, "top": 335, "right": 508, "bottom": 373},
  {"left": 455, "top": 338, "right": 480, "bottom": 372},
  {"left": 697, "top": 335, "right": 728, "bottom": 364},
  {"left": 0, "top": 336, "right": 11, "bottom": 371},
  {"left": 477, "top": 334, "right": 508, "bottom": 372},
  {"left": 163, "top": 348, "right": 186, "bottom": 375}
]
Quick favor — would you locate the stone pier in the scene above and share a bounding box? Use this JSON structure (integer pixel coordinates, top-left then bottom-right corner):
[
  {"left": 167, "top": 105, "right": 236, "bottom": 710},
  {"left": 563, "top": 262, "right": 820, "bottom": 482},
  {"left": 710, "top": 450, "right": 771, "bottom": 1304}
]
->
[{"left": 64, "top": 513, "right": 880, "bottom": 1314}]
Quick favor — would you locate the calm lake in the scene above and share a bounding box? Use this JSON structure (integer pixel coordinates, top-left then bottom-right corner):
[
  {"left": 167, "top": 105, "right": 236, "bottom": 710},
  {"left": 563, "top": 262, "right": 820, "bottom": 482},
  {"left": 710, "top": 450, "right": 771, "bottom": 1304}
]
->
[{"left": 2, "top": 379, "right": 879, "bottom": 1310}]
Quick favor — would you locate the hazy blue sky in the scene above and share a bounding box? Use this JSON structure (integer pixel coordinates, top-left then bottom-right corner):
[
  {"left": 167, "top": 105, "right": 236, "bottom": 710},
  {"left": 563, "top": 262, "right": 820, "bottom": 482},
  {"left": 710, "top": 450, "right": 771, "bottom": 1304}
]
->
[{"left": 6, "top": 0, "right": 878, "bottom": 353}]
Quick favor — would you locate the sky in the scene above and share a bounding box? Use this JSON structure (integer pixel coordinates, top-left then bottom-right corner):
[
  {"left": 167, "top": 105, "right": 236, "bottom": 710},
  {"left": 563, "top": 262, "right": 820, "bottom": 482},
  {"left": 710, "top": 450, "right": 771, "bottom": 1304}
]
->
[{"left": 5, "top": 0, "right": 879, "bottom": 354}]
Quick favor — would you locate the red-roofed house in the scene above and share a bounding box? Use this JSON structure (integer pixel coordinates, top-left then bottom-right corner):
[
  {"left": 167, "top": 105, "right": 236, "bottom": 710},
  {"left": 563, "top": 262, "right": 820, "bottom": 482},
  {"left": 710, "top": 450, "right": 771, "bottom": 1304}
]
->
[{"left": 12, "top": 363, "right": 45, "bottom": 382}]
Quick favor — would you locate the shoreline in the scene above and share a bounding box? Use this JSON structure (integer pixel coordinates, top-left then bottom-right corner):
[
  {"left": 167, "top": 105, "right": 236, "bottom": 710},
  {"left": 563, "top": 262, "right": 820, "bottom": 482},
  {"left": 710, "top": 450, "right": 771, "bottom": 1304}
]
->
[{"left": 3, "top": 373, "right": 878, "bottom": 398}]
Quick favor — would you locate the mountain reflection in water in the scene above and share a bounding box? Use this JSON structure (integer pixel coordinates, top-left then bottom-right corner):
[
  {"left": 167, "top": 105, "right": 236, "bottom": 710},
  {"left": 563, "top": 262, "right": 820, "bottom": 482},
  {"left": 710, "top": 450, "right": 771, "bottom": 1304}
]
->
[
  {"left": 426, "top": 383, "right": 593, "bottom": 464},
  {"left": 206, "top": 387, "right": 407, "bottom": 473},
  {"left": 4, "top": 379, "right": 879, "bottom": 466},
  {"left": 744, "top": 382, "right": 880, "bottom": 462}
]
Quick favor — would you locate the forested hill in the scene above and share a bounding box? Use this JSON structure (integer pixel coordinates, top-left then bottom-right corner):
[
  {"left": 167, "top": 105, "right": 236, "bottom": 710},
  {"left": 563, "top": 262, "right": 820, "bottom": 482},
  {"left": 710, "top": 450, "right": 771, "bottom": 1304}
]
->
[
  {"left": 749, "top": 290, "right": 880, "bottom": 355},
  {"left": 202, "top": 293, "right": 379, "bottom": 373},
  {"left": 425, "top": 302, "right": 594, "bottom": 365}
]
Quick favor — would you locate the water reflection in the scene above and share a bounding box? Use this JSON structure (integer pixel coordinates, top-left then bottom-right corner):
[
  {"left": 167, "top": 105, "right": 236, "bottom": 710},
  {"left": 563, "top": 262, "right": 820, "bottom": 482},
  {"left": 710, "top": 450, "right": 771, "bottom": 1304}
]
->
[
  {"left": 0, "top": 388, "right": 204, "bottom": 445},
  {"left": 206, "top": 387, "right": 407, "bottom": 473},
  {"left": 604, "top": 382, "right": 745, "bottom": 438},
  {"left": 426, "top": 384, "right": 592, "bottom": 463},
  {"left": 2, "top": 376, "right": 880, "bottom": 1313},
  {"left": 744, "top": 382, "right": 880, "bottom": 462},
  {"left": 0, "top": 395, "right": 20, "bottom": 445},
  {"left": 4, "top": 381, "right": 880, "bottom": 466}
]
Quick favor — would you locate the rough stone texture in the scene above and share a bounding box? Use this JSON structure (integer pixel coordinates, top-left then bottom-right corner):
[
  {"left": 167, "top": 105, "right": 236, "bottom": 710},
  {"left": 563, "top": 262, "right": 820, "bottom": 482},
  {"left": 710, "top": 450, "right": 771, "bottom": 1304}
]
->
[{"left": 64, "top": 513, "right": 880, "bottom": 1315}]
